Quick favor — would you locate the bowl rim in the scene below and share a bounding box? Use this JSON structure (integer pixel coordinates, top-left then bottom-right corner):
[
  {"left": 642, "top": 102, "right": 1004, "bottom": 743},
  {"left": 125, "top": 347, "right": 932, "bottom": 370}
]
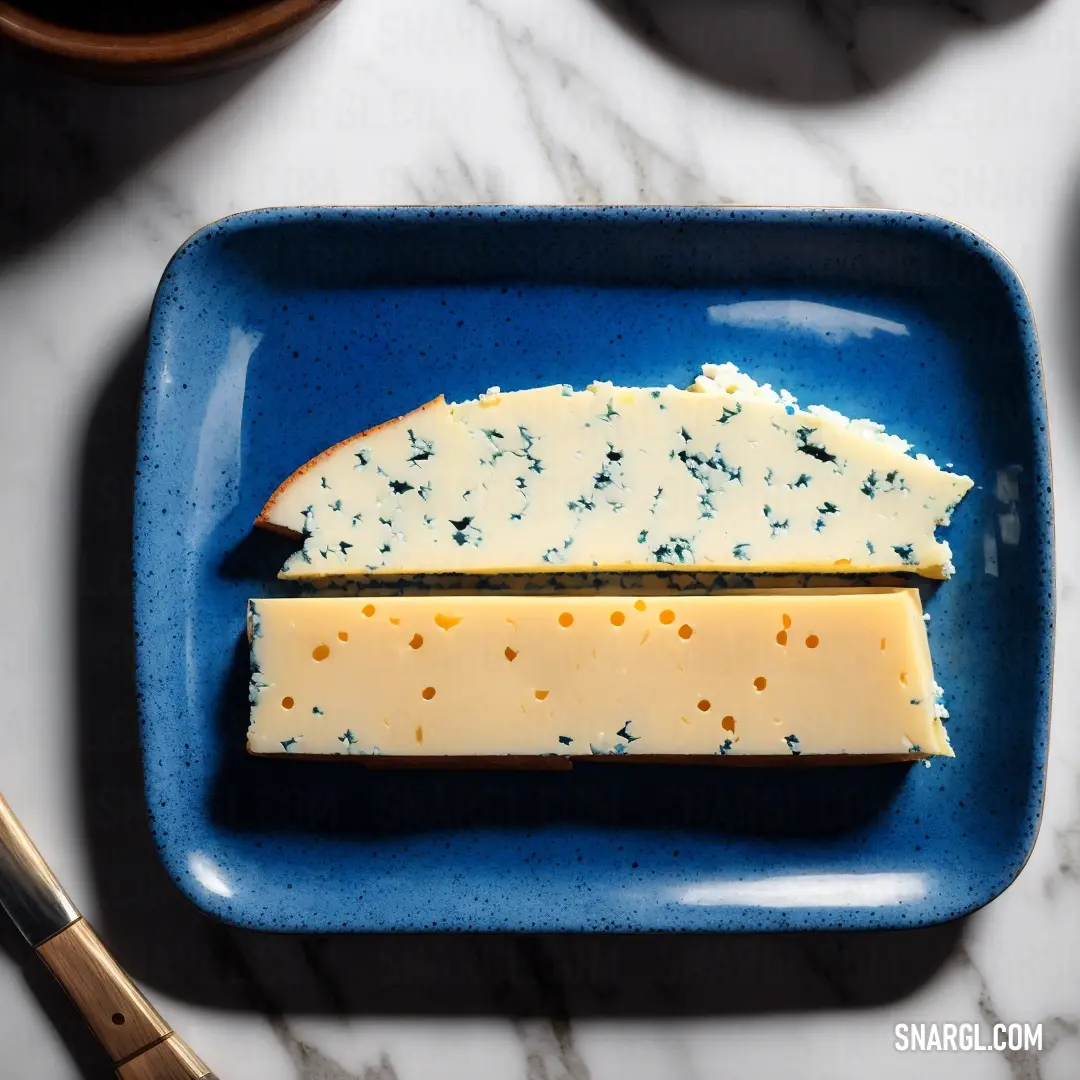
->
[{"left": 0, "top": 0, "right": 334, "bottom": 64}]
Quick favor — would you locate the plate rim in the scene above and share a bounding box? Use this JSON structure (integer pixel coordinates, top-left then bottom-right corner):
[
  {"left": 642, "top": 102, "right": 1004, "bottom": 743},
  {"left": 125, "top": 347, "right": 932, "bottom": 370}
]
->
[{"left": 134, "top": 204, "right": 1055, "bottom": 933}]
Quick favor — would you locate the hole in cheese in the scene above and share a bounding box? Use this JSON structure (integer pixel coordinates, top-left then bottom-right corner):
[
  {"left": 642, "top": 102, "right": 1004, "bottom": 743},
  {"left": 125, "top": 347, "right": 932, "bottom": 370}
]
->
[
  {"left": 338, "top": 631, "right": 349, "bottom": 642},
  {"left": 415, "top": 725, "right": 423, "bottom": 744},
  {"left": 881, "top": 637, "right": 887, "bottom": 650},
  {"left": 504, "top": 646, "right": 518, "bottom": 661},
  {"left": 421, "top": 686, "right": 436, "bottom": 700},
  {"left": 435, "top": 613, "right": 462, "bottom": 630},
  {"left": 697, "top": 699, "right": 711, "bottom": 712},
  {"left": 281, "top": 696, "right": 294, "bottom": 710},
  {"left": 677, "top": 623, "right": 693, "bottom": 640},
  {"left": 753, "top": 676, "right": 767, "bottom": 691},
  {"left": 722, "top": 715, "right": 736, "bottom": 733},
  {"left": 610, "top": 611, "right": 626, "bottom": 626},
  {"left": 899, "top": 671, "right": 908, "bottom": 686},
  {"left": 534, "top": 690, "right": 550, "bottom": 700},
  {"left": 389, "top": 617, "right": 401, "bottom": 626},
  {"left": 312, "top": 644, "right": 330, "bottom": 662},
  {"left": 558, "top": 612, "right": 574, "bottom": 627},
  {"left": 782, "top": 614, "right": 792, "bottom": 629},
  {"left": 776, "top": 630, "right": 788, "bottom": 646},
  {"left": 409, "top": 633, "right": 424, "bottom": 649},
  {"left": 634, "top": 599, "right": 647, "bottom": 611},
  {"left": 362, "top": 604, "right": 376, "bottom": 617},
  {"left": 659, "top": 609, "right": 675, "bottom": 625},
  {"left": 805, "top": 634, "right": 820, "bottom": 649}
]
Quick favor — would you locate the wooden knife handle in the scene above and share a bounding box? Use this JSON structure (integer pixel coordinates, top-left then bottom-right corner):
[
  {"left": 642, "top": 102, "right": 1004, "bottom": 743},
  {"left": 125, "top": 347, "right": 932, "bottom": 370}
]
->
[
  {"left": 36, "top": 917, "right": 211, "bottom": 1077},
  {"left": 0, "top": 793, "right": 213, "bottom": 1077},
  {"left": 115, "top": 1034, "right": 215, "bottom": 1080}
]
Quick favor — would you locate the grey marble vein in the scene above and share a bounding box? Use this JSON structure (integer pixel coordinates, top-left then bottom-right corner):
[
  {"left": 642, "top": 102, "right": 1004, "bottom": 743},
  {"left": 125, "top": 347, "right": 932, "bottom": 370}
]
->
[
  {"left": 600, "top": 0, "right": 877, "bottom": 99},
  {"left": 298, "top": 939, "right": 352, "bottom": 1016},
  {"left": 956, "top": 945, "right": 1080, "bottom": 1079},
  {"left": 470, "top": 2, "right": 603, "bottom": 203},
  {"left": 271, "top": 1019, "right": 399, "bottom": 1080},
  {"left": 1045, "top": 772, "right": 1080, "bottom": 898},
  {"left": 944, "top": 0, "right": 988, "bottom": 22},
  {"left": 596, "top": 0, "right": 1044, "bottom": 105},
  {"left": 405, "top": 150, "right": 505, "bottom": 205},
  {"left": 804, "top": 1, "right": 876, "bottom": 94},
  {"left": 801, "top": 0, "right": 1036, "bottom": 89},
  {"left": 789, "top": 936, "right": 858, "bottom": 1007},
  {"left": 103, "top": 175, "right": 198, "bottom": 253},
  {"left": 138, "top": 171, "right": 199, "bottom": 229},
  {"left": 469, "top": 0, "right": 734, "bottom": 204},
  {"left": 514, "top": 1018, "right": 591, "bottom": 1080},
  {"left": 511, "top": 939, "right": 591, "bottom": 1080},
  {"left": 205, "top": 928, "right": 400, "bottom": 1080},
  {"left": 795, "top": 123, "right": 887, "bottom": 207}
]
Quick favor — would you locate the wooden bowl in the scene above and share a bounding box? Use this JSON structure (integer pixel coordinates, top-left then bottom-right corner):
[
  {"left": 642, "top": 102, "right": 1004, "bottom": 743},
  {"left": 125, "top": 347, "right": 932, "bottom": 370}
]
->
[{"left": 0, "top": 0, "right": 340, "bottom": 80}]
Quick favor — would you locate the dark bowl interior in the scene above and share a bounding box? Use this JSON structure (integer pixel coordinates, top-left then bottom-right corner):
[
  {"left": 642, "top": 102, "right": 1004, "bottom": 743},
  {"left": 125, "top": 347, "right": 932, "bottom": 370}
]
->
[
  {"left": 0, "top": 0, "right": 339, "bottom": 79},
  {"left": 9, "top": 0, "right": 267, "bottom": 33}
]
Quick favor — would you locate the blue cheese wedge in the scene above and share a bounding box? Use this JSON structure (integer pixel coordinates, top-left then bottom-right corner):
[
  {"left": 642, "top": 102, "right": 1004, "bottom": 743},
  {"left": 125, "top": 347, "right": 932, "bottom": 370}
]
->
[
  {"left": 257, "top": 364, "right": 973, "bottom": 579},
  {"left": 246, "top": 589, "right": 952, "bottom": 758}
]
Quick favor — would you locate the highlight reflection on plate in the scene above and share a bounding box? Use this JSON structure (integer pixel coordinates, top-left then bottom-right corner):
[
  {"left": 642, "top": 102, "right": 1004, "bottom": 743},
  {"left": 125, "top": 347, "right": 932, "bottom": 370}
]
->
[{"left": 676, "top": 872, "right": 929, "bottom": 908}]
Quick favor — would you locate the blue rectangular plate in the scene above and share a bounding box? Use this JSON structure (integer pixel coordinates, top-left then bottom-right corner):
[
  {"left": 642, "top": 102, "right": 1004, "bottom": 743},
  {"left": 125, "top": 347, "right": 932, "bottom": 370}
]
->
[{"left": 135, "top": 206, "right": 1053, "bottom": 933}]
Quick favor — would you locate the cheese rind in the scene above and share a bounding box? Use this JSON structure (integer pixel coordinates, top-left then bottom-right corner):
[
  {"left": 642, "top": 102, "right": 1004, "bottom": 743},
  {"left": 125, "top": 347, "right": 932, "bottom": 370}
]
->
[
  {"left": 258, "top": 365, "right": 972, "bottom": 580},
  {"left": 246, "top": 589, "right": 952, "bottom": 758}
]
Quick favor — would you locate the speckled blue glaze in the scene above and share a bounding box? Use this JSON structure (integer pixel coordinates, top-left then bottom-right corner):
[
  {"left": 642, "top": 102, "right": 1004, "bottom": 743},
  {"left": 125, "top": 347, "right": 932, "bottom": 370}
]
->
[{"left": 135, "top": 206, "right": 1052, "bottom": 933}]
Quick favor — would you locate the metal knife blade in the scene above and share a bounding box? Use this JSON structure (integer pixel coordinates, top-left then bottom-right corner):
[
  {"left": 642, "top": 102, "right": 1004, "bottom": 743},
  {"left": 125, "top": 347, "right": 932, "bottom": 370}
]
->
[{"left": 0, "top": 793, "right": 79, "bottom": 946}]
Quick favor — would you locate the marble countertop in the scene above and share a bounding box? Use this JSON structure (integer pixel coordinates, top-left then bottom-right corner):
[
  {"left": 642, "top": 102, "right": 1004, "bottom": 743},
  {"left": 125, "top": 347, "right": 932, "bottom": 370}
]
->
[{"left": 1, "top": 1, "right": 1079, "bottom": 1077}]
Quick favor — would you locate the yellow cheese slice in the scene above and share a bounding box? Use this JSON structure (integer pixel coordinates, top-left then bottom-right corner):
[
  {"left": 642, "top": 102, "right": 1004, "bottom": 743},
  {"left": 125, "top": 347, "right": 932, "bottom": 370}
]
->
[{"left": 247, "top": 589, "right": 951, "bottom": 760}]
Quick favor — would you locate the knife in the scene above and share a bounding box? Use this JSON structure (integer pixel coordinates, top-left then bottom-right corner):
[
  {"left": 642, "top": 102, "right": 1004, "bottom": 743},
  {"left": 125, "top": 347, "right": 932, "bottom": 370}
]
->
[{"left": 0, "top": 792, "right": 217, "bottom": 1079}]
